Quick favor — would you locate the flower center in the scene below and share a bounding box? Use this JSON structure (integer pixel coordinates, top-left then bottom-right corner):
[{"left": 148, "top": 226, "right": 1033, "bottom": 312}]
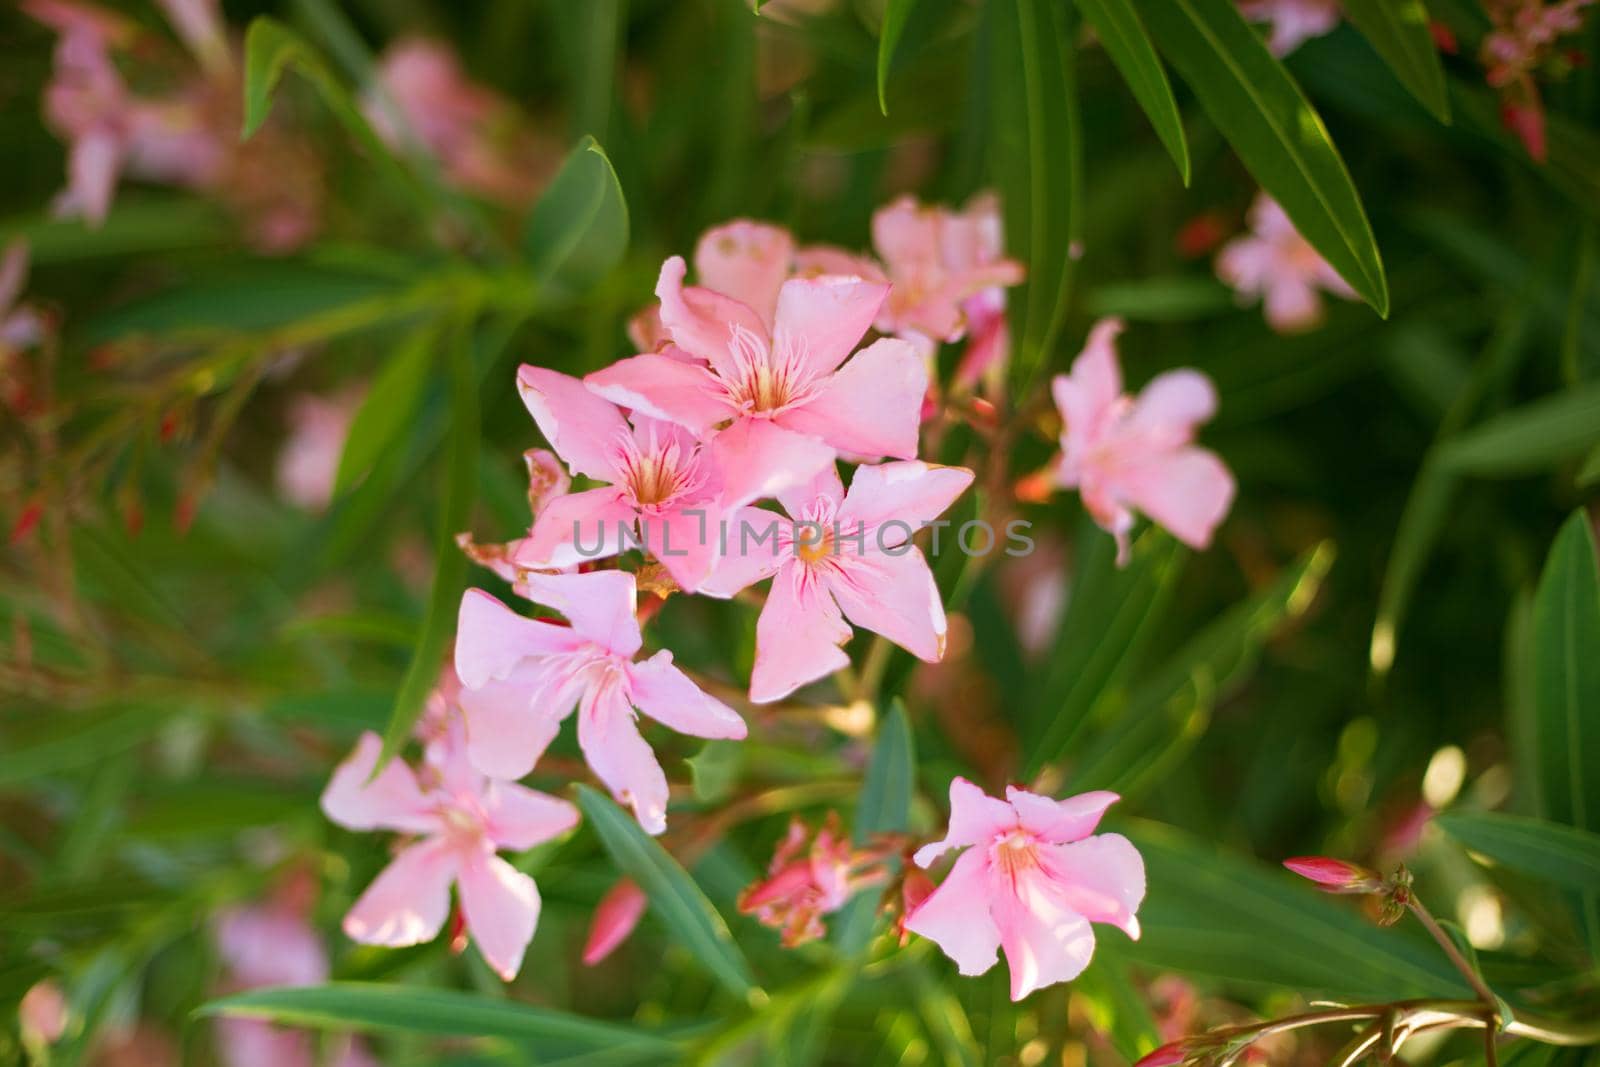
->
[
  {"left": 795, "top": 527, "right": 834, "bottom": 564},
  {"left": 995, "top": 830, "right": 1041, "bottom": 878}
]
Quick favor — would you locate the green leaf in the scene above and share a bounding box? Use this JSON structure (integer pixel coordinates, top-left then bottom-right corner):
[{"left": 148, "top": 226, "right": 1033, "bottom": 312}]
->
[
  {"left": 1530, "top": 512, "right": 1600, "bottom": 948},
  {"left": 334, "top": 324, "right": 438, "bottom": 495},
  {"left": 1340, "top": 0, "right": 1450, "bottom": 122},
  {"left": 1436, "top": 384, "right": 1600, "bottom": 476},
  {"left": 1075, "top": 0, "right": 1191, "bottom": 183},
  {"left": 1437, "top": 812, "right": 1600, "bottom": 891},
  {"left": 376, "top": 321, "right": 478, "bottom": 766},
  {"left": 1579, "top": 442, "right": 1600, "bottom": 489},
  {"left": 834, "top": 701, "right": 916, "bottom": 952},
  {"left": 0, "top": 707, "right": 165, "bottom": 787},
  {"left": 877, "top": 0, "right": 920, "bottom": 115},
  {"left": 1125, "top": 820, "right": 1472, "bottom": 999},
  {"left": 687, "top": 740, "right": 745, "bottom": 805},
  {"left": 576, "top": 786, "right": 759, "bottom": 1001},
  {"left": 523, "top": 136, "right": 630, "bottom": 297},
  {"left": 990, "top": 0, "right": 1082, "bottom": 395},
  {"left": 196, "top": 983, "right": 680, "bottom": 1056},
  {"left": 1133, "top": 0, "right": 1388, "bottom": 315}
]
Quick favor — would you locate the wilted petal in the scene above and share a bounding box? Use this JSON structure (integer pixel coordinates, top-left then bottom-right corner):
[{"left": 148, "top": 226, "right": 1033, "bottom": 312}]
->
[
  {"left": 586, "top": 352, "right": 733, "bottom": 438},
  {"left": 320, "top": 732, "right": 437, "bottom": 835},
  {"left": 343, "top": 839, "right": 456, "bottom": 948},
  {"left": 457, "top": 850, "right": 540, "bottom": 981},
  {"left": 903, "top": 847, "right": 1001, "bottom": 975},
  {"left": 825, "top": 547, "right": 946, "bottom": 662},
  {"left": 628, "top": 650, "right": 746, "bottom": 739},
  {"left": 780, "top": 337, "right": 926, "bottom": 461},
  {"left": 1039, "top": 833, "right": 1146, "bottom": 939},
  {"left": 912, "top": 776, "right": 1017, "bottom": 867},
  {"left": 749, "top": 566, "right": 852, "bottom": 704},
  {"left": 516, "top": 365, "right": 628, "bottom": 482}
]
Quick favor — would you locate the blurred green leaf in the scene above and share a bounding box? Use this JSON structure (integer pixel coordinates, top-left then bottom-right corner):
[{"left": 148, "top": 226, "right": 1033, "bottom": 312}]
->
[
  {"left": 0, "top": 707, "right": 165, "bottom": 788},
  {"left": 1083, "top": 277, "right": 1233, "bottom": 321},
  {"left": 1436, "top": 384, "right": 1600, "bottom": 475},
  {"left": 1340, "top": 0, "right": 1450, "bottom": 122},
  {"left": 834, "top": 700, "right": 916, "bottom": 951},
  {"left": 576, "top": 786, "right": 759, "bottom": 1001},
  {"left": 334, "top": 323, "right": 438, "bottom": 495},
  {"left": 877, "top": 0, "right": 920, "bottom": 115},
  {"left": 523, "top": 136, "right": 630, "bottom": 297},
  {"left": 0, "top": 199, "right": 230, "bottom": 262},
  {"left": 1125, "top": 820, "right": 1472, "bottom": 999},
  {"left": 687, "top": 740, "right": 745, "bottom": 805},
  {"left": 1075, "top": 0, "right": 1191, "bottom": 183},
  {"left": 1075, "top": 942, "right": 1162, "bottom": 1063},
  {"left": 377, "top": 321, "right": 479, "bottom": 766},
  {"left": 990, "top": 0, "right": 1082, "bottom": 393},
  {"left": 1134, "top": 0, "right": 1388, "bottom": 315},
  {"left": 1530, "top": 511, "right": 1600, "bottom": 948},
  {"left": 1437, "top": 812, "right": 1600, "bottom": 891},
  {"left": 1579, "top": 443, "right": 1600, "bottom": 489},
  {"left": 197, "top": 982, "right": 681, "bottom": 1054}
]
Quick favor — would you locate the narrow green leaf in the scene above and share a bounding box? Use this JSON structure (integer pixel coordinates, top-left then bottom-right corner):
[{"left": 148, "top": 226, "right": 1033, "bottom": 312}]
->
[
  {"left": 877, "top": 0, "right": 921, "bottom": 115},
  {"left": 1133, "top": 0, "right": 1388, "bottom": 315},
  {"left": 576, "top": 786, "right": 759, "bottom": 1000},
  {"left": 1340, "top": 0, "right": 1450, "bottom": 122},
  {"left": 523, "top": 136, "right": 630, "bottom": 297},
  {"left": 1579, "top": 442, "right": 1600, "bottom": 489},
  {"left": 377, "top": 322, "right": 478, "bottom": 766},
  {"left": 197, "top": 983, "right": 680, "bottom": 1054},
  {"left": 835, "top": 701, "right": 916, "bottom": 952},
  {"left": 1125, "top": 820, "right": 1471, "bottom": 999},
  {"left": 1075, "top": 0, "right": 1191, "bottom": 183},
  {"left": 990, "top": 0, "right": 1082, "bottom": 394},
  {"left": 1436, "top": 383, "right": 1600, "bottom": 475},
  {"left": 334, "top": 325, "right": 438, "bottom": 495},
  {"left": 0, "top": 707, "right": 164, "bottom": 787},
  {"left": 1437, "top": 812, "right": 1600, "bottom": 891}
]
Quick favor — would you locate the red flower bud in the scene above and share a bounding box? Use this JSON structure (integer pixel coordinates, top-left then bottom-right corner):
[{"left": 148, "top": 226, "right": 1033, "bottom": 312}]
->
[
  {"left": 1283, "top": 856, "right": 1385, "bottom": 894},
  {"left": 1134, "top": 1041, "right": 1191, "bottom": 1067},
  {"left": 10, "top": 497, "right": 44, "bottom": 545},
  {"left": 582, "top": 879, "right": 648, "bottom": 966}
]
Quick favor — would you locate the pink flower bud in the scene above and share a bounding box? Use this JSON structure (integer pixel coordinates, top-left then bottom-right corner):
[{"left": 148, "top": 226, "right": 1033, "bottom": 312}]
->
[
  {"left": 19, "top": 979, "right": 67, "bottom": 1046},
  {"left": 582, "top": 879, "right": 648, "bottom": 966},
  {"left": 1283, "top": 856, "right": 1385, "bottom": 894},
  {"left": 1134, "top": 1041, "right": 1190, "bottom": 1067}
]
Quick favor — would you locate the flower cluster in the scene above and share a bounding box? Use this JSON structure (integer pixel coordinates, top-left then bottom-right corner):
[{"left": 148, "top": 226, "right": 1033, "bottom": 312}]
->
[
  {"left": 1481, "top": 0, "right": 1596, "bottom": 159},
  {"left": 1237, "top": 0, "right": 1340, "bottom": 56}
]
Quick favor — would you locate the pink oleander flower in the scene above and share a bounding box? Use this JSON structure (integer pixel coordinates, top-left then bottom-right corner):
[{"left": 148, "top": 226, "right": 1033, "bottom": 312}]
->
[
  {"left": 703, "top": 460, "right": 973, "bottom": 703},
  {"left": 1216, "top": 194, "right": 1357, "bottom": 332},
  {"left": 276, "top": 389, "right": 360, "bottom": 511},
  {"left": 1282, "top": 856, "right": 1386, "bottom": 894},
  {"left": 453, "top": 569, "right": 746, "bottom": 834},
  {"left": 512, "top": 367, "right": 726, "bottom": 591},
  {"left": 587, "top": 258, "right": 926, "bottom": 503},
  {"left": 1050, "top": 319, "right": 1235, "bottom": 565},
  {"left": 1480, "top": 0, "right": 1595, "bottom": 160},
  {"left": 19, "top": 980, "right": 67, "bottom": 1046},
  {"left": 581, "top": 878, "right": 649, "bottom": 965},
  {"left": 367, "top": 38, "right": 539, "bottom": 205},
  {"left": 1, "top": 241, "right": 45, "bottom": 356},
  {"left": 1237, "top": 0, "right": 1341, "bottom": 56},
  {"left": 737, "top": 813, "right": 889, "bottom": 946},
  {"left": 213, "top": 904, "right": 329, "bottom": 989},
  {"left": 319, "top": 721, "right": 579, "bottom": 980},
  {"left": 904, "top": 778, "right": 1146, "bottom": 1001}
]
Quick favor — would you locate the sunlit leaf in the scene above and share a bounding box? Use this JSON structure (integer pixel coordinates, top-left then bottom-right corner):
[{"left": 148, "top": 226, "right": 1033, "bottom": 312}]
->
[
  {"left": 1437, "top": 812, "right": 1600, "bottom": 891},
  {"left": 877, "top": 0, "right": 921, "bottom": 115}
]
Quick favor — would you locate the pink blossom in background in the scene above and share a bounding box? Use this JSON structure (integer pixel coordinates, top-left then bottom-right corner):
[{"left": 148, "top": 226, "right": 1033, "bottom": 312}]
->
[
  {"left": 513, "top": 367, "right": 725, "bottom": 591},
  {"left": 581, "top": 878, "right": 649, "bottom": 965},
  {"left": 1216, "top": 194, "right": 1356, "bottom": 333},
  {"left": 19, "top": 980, "right": 68, "bottom": 1046},
  {"left": 703, "top": 461, "right": 973, "bottom": 703},
  {"left": 737, "top": 814, "right": 889, "bottom": 946},
  {"left": 213, "top": 904, "right": 329, "bottom": 989},
  {"left": 453, "top": 569, "right": 746, "bottom": 833},
  {"left": 1050, "top": 319, "right": 1234, "bottom": 565},
  {"left": 1237, "top": 0, "right": 1341, "bottom": 55},
  {"left": 367, "top": 38, "right": 539, "bottom": 205},
  {"left": 1, "top": 241, "right": 45, "bottom": 355},
  {"left": 1479, "top": 0, "right": 1595, "bottom": 160},
  {"left": 153, "top": 0, "right": 233, "bottom": 76},
  {"left": 905, "top": 778, "right": 1145, "bottom": 1001},
  {"left": 588, "top": 258, "right": 925, "bottom": 502},
  {"left": 320, "top": 719, "right": 579, "bottom": 979},
  {"left": 276, "top": 389, "right": 360, "bottom": 511}
]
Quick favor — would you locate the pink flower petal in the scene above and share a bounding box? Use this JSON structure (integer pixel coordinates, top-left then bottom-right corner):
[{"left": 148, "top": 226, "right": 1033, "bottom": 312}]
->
[
  {"left": 516, "top": 366, "right": 627, "bottom": 482},
  {"left": 779, "top": 337, "right": 926, "bottom": 460},
  {"left": 320, "top": 732, "right": 438, "bottom": 835},
  {"left": 454, "top": 589, "right": 584, "bottom": 690},
  {"left": 994, "top": 880, "right": 1096, "bottom": 1000},
  {"left": 518, "top": 570, "right": 643, "bottom": 658},
  {"left": 693, "top": 219, "right": 795, "bottom": 328},
  {"left": 1005, "top": 786, "right": 1120, "bottom": 844},
  {"left": 655, "top": 256, "right": 771, "bottom": 379},
  {"left": 1118, "top": 447, "right": 1235, "bottom": 551},
  {"left": 457, "top": 851, "right": 540, "bottom": 981},
  {"left": 1038, "top": 833, "right": 1147, "bottom": 940},
  {"left": 1123, "top": 370, "right": 1217, "bottom": 450},
  {"left": 1052, "top": 319, "right": 1124, "bottom": 453},
  {"left": 582, "top": 878, "right": 648, "bottom": 965},
  {"left": 577, "top": 686, "right": 671, "bottom": 834},
  {"left": 825, "top": 547, "right": 947, "bottom": 662},
  {"left": 837, "top": 461, "right": 974, "bottom": 547},
  {"left": 627, "top": 651, "right": 747, "bottom": 739},
  {"left": 484, "top": 782, "right": 579, "bottom": 851},
  {"left": 460, "top": 666, "right": 564, "bottom": 781},
  {"left": 585, "top": 352, "right": 733, "bottom": 438},
  {"left": 518, "top": 486, "right": 638, "bottom": 569},
  {"left": 903, "top": 848, "right": 1001, "bottom": 975},
  {"left": 709, "top": 417, "right": 835, "bottom": 509},
  {"left": 59, "top": 129, "right": 122, "bottom": 226},
  {"left": 776, "top": 463, "right": 845, "bottom": 519},
  {"left": 342, "top": 839, "right": 457, "bottom": 948},
  {"left": 912, "top": 776, "right": 1017, "bottom": 867},
  {"left": 770, "top": 274, "right": 888, "bottom": 379},
  {"left": 642, "top": 501, "right": 722, "bottom": 593},
  {"left": 1263, "top": 275, "right": 1324, "bottom": 333},
  {"left": 0, "top": 241, "right": 31, "bottom": 315},
  {"left": 700, "top": 505, "right": 788, "bottom": 597},
  {"left": 749, "top": 565, "right": 852, "bottom": 704}
]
